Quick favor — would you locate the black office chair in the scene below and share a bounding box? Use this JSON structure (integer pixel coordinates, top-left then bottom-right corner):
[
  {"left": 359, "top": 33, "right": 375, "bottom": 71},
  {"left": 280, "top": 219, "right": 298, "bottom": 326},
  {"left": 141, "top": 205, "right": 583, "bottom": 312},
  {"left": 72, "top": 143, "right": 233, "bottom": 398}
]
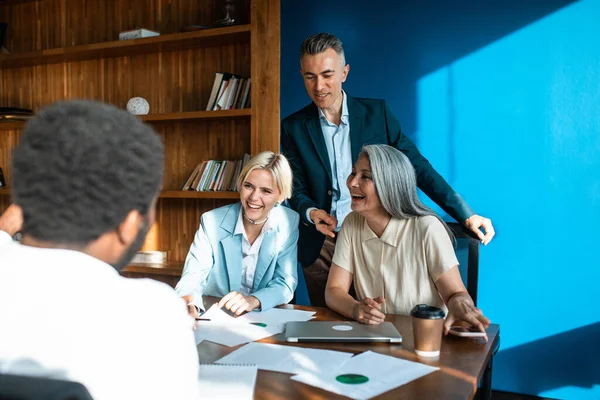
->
[
  {"left": 447, "top": 222, "right": 500, "bottom": 400},
  {"left": 447, "top": 222, "right": 481, "bottom": 305},
  {"left": 0, "top": 373, "right": 93, "bottom": 400}
]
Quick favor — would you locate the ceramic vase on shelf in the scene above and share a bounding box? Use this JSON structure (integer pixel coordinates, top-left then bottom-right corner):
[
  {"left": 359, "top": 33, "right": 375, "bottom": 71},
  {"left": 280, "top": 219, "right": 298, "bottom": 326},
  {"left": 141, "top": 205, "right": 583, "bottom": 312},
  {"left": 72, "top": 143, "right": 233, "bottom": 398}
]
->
[{"left": 126, "top": 97, "right": 150, "bottom": 115}]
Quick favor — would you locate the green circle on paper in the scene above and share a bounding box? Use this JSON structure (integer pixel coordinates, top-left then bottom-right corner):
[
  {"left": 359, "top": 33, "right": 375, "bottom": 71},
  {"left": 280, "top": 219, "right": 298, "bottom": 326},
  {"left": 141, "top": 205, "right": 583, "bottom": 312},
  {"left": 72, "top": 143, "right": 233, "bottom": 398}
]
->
[
  {"left": 251, "top": 322, "right": 267, "bottom": 327},
  {"left": 335, "top": 374, "right": 369, "bottom": 385}
]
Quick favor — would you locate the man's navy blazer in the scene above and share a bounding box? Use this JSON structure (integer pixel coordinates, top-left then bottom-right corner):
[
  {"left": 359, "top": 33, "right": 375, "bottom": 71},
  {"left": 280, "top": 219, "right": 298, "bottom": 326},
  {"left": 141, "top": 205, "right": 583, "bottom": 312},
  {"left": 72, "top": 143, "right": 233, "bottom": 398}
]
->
[{"left": 281, "top": 94, "right": 473, "bottom": 266}]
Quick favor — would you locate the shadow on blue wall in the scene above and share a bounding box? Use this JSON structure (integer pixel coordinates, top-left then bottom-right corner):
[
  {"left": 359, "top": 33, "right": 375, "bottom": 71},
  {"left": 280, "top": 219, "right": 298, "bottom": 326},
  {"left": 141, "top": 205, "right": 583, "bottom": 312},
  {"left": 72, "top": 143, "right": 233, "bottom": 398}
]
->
[
  {"left": 495, "top": 322, "right": 600, "bottom": 395},
  {"left": 281, "top": 0, "right": 575, "bottom": 141}
]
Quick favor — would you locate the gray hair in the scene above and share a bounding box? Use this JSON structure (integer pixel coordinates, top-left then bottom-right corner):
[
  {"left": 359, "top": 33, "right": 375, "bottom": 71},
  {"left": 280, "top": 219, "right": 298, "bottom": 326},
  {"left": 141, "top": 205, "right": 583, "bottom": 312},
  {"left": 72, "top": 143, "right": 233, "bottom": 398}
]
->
[
  {"left": 300, "top": 33, "right": 346, "bottom": 65},
  {"left": 360, "top": 144, "right": 454, "bottom": 241}
]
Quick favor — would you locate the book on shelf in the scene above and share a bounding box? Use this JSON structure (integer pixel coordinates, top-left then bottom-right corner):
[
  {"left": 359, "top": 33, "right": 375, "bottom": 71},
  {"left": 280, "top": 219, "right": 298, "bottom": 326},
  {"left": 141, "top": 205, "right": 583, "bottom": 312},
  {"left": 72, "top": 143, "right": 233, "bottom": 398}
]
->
[
  {"left": 119, "top": 28, "right": 160, "bottom": 40},
  {"left": 206, "top": 72, "right": 251, "bottom": 111},
  {"left": 182, "top": 154, "right": 250, "bottom": 192},
  {"left": 131, "top": 251, "right": 167, "bottom": 264}
]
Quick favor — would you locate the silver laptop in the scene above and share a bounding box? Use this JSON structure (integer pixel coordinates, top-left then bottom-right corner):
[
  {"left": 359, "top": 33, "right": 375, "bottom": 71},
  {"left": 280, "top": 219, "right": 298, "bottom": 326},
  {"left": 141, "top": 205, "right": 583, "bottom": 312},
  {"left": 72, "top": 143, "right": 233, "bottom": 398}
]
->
[{"left": 285, "top": 321, "right": 402, "bottom": 343}]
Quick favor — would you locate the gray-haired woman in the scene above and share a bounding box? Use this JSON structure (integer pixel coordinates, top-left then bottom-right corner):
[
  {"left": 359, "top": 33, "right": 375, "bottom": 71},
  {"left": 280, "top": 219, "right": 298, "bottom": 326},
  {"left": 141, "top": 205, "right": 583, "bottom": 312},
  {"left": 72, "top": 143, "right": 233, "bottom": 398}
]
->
[{"left": 325, "top": 144, "right": 490, "bottom": 339}]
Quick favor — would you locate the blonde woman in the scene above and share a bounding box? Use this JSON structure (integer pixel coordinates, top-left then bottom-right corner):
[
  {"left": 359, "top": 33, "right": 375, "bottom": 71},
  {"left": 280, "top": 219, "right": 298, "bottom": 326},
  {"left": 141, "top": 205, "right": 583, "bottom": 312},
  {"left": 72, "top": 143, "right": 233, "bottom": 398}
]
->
[{"left": 176, "top": 151, "right": 299, "bottom": 317}]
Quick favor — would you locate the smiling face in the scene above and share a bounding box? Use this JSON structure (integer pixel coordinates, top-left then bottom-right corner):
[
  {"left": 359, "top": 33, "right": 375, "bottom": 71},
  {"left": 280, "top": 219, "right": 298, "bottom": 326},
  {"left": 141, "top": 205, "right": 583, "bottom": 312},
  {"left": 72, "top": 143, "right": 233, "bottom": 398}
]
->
[
  {"left": 240, "top": 168, "right": 282, "bottom": 222},
  {"left": 300, "top": 48, "right": 349, "bottom": 111},
  {"left": 347, "top": 155, "right": 386, "bottom": 217}
]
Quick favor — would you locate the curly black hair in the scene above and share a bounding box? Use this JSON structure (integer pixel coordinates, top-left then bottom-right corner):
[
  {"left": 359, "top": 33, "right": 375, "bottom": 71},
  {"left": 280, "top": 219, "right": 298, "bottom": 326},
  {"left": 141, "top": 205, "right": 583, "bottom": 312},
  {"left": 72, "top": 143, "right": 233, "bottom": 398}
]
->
[{"left": 12, "top": 100, "right": 164, "bottom": 245}]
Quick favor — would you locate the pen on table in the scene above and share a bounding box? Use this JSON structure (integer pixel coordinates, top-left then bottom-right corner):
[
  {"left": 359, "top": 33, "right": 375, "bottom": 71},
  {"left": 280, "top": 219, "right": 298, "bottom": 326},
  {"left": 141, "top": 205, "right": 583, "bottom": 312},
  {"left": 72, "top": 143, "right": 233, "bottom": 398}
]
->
[{"left": 195, "top": 318, "right": 211, "bottom": 321}]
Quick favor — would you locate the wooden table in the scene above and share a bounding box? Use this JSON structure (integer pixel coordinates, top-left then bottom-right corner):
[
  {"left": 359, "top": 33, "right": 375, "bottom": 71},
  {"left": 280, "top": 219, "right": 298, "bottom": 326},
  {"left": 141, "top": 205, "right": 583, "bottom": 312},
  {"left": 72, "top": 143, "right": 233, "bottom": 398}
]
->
[{"left": 197, "top": 303, "right": 500, "bottom": 400}]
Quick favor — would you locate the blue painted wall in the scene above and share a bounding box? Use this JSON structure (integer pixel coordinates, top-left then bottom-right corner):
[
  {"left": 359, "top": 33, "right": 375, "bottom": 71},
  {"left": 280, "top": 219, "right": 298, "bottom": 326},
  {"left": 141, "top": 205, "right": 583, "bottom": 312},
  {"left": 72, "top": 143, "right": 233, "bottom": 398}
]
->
[{"left": 281, "top": 1, "right": 600, "bottom": 399}]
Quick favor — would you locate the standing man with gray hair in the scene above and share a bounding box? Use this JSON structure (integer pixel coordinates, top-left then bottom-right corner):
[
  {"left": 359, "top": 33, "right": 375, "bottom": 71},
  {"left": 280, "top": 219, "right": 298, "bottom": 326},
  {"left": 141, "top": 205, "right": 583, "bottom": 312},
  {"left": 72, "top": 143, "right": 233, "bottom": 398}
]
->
[{"left": 281, "top": 32, "right": 495, "bottom": 307}]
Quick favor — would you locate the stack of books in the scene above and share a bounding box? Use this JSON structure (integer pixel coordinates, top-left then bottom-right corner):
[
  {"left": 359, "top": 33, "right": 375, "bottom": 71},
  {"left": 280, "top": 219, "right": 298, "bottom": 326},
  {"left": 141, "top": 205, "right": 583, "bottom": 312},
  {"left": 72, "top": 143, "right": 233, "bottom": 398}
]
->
[
  {"left": 206, "top": 72, "right": 251, "bottom": 111},
  {"left": 131, "top": 251, "right": 167, "bottom": 265},
  {"left": 182, "top": 154, "right": 251, "bottom": 192}
]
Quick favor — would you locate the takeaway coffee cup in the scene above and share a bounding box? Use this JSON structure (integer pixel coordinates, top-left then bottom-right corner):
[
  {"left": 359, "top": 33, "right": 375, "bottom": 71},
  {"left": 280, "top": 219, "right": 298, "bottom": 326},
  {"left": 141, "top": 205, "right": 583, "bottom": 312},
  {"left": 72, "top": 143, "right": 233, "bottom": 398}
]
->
[{"left": 411, "top": 304, "right": 446, "bottom": 357}]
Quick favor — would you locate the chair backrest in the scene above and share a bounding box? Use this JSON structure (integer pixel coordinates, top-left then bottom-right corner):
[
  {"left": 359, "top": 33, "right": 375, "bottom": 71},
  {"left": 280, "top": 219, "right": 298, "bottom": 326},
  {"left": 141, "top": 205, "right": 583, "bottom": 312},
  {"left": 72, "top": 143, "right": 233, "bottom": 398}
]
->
[
  {"left": 0, "top": 373, "right": 94, "bottom": 400},
  {"left": 446, "top": 222, "right": 480, "bottom": 306}
]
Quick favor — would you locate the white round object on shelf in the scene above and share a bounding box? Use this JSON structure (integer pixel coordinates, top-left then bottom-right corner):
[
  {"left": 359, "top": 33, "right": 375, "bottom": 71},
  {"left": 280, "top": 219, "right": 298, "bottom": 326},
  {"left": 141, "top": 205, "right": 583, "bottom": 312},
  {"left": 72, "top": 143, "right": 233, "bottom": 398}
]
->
[{"left": 126, "top": 97, "right": 150, "bottom": 115}]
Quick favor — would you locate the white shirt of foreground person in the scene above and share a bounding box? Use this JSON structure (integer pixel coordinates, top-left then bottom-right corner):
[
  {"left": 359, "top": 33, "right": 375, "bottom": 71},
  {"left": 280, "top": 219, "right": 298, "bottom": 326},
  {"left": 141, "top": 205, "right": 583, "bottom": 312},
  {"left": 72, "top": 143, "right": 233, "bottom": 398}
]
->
[{"left": 0, "top": 231, "right": 201, "bottom": 400}]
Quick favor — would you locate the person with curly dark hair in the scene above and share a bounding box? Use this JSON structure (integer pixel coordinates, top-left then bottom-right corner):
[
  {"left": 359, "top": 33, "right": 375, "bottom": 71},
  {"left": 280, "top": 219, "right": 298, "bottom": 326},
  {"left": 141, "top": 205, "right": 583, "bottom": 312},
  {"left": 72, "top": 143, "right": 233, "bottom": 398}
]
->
[{"left": 0, "top": 100, "right": 200, "bottom": 400}]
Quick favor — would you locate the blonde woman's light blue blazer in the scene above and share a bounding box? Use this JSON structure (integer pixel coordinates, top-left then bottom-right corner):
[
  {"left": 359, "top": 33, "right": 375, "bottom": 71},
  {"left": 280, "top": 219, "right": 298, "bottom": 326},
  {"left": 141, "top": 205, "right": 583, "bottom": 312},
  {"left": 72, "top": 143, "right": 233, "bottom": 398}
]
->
[{"left": 175, "top": 202, "right": 299, "bottom": 311}]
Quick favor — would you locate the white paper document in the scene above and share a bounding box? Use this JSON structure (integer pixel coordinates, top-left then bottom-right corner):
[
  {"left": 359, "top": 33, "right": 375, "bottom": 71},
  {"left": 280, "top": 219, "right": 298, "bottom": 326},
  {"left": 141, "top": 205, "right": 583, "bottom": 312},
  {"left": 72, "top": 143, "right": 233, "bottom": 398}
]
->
[
  {"left": 200, "top": 303, "right": 245, "bottom": 324},
  {"left": 291, "top": 350, "right": 439, "bottom": 400},
  {"left": 215, "top": 342, "right": 354, "bottom": 375},
  {"left": 194, "top": 305, "right": 317, "bottom": 347},
  {"left": 194, "top": 308, "right": 278, "bottom": 347},
  {"left": 198, "top": 363, "right": 257, "bottom": 400},
  {"left": 237, "top": 307, "right": 316, "bottom": 331}
]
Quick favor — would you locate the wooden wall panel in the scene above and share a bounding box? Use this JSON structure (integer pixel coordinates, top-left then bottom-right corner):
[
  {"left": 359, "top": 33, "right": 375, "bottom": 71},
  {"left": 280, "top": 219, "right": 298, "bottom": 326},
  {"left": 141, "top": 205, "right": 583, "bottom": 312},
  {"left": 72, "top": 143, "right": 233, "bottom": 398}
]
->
[
  {"left": 0, "top": 0, "right": 220, "bottom": 53},
  {"left": 0, "top": 43, "right": 250, "bottom": 112},
  {"left": 250, "top": 0, "right": 280, "bottom": 153},
  {"left": 144, "top": 198, "right": 237, "bottom": 262},
  {"left": 0, "top": 130, "right": 20, "bottom": 210},
  {"left": 0, "top": 130, "right": 20, "bottom": 187}
]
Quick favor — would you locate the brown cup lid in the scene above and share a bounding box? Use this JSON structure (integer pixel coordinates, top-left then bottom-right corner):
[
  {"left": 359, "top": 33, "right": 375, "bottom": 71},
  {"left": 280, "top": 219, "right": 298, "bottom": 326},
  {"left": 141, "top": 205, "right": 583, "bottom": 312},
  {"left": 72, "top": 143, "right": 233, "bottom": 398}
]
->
[{"left": 410, "top": 304, "right": 445, "bottom": 319}]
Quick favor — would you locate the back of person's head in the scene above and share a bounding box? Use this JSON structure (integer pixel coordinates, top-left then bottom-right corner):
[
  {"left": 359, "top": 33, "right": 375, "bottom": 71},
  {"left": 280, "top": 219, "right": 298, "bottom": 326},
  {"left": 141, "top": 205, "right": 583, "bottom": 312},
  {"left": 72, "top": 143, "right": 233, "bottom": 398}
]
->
[
  {"left": 360, "top": 144, "right": 454, "bottom": 240},
  {"left": 237, "top": 151, "right": 293, "bottom": 200},
  {"left": 300, "top": 32, "right": 346, "bottom": 65},
  {"left": 12, "top": 100, "right": 164, "bottom": 246}
]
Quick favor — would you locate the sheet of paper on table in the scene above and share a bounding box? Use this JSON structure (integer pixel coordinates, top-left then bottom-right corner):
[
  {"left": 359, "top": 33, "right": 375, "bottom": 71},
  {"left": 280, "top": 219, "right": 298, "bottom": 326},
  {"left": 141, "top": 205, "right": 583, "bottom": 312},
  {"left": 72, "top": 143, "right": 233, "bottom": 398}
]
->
[
  {"left": 198, "top": 363, "right": 257, "bottom": 400},
  {"left": 291, "top": 350, "right": 439, "bottom": 400},
  {"left": 194, "top": 305, "right": 279, "bottom": 347},
  {"left": 194, "top": 305, "right": 316, "bottom": 347},
  {"left": 215, "top": 342, "right": 354, "bottom": 375},
  {"left": 237, "top": 307, "right": 316, "bottom": 331}
]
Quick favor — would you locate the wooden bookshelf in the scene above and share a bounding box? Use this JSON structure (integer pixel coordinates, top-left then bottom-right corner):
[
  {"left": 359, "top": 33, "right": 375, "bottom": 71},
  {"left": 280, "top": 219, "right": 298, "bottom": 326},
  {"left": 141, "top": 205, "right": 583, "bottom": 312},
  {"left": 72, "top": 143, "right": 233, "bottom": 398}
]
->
[
  {"left": 0, "top": 0, "right": 280, "bottom": 281},
  {"left": 122, "top": 261, "right": 184, "bottom": 277},
  {"left": 0, "top": 25, "right": 251, "bottom": 69},
  {"left": 141, "top": 109, "right": 251, "bottom": 122},
  {"left": 0, "top": 121, "right": 28, "bottom": 130},
  {"left": 121, "top": 261, "right": 185, "bottom": 288},
  {"left": 0, "top": 188, "right": 240, "bottom": 200},
  {"left": 160, "top": 190, "right": 239, "bottom": 199},
  {"left": 0, "top": 0, "right": 37, "bottom": 5},
  {"left": 0, "top": 110, "right": 251, "bottom": 131}
]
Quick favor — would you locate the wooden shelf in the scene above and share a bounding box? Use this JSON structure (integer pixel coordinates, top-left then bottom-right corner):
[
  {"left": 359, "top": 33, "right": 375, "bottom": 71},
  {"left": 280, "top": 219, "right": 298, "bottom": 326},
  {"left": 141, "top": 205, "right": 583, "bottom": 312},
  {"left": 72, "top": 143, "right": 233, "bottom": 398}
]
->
[
  {"left": 140, "top": 109, "right": 251, "bottom": 122},
  {"left": 0, "top": 188, "right": 240, "bottom": 200},
  {"left": 122, "top": 261, "right": 184, "bottom": 277},
  {"left": 0, "top": 120, "right": 28, "bottom": 130},
  {"left": 0, "top": 188, "right": 239, "bottom": 200},
  {"left": 0, "top": 0, "right": 38, "bottom": 5},
  {"left": 0, "top": 109, "right": 251, "bottom": 131},
  {"left": 0, "top": 24, "right": 251, "bottom": 69},
  {"left": 160, "top": 190, "right": 239, "bottom": 199}
]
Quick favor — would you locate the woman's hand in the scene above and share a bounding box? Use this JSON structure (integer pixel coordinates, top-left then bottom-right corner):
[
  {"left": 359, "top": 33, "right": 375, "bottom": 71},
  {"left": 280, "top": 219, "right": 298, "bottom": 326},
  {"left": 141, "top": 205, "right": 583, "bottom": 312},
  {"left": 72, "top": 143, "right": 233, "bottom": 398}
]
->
[
  {"left": 352, "top": 297, "right": 385, "bottom": 325},
  {"left": 218, "top": 291, "right": 261, "bottom": 315},
  {"left": 444, "top": 293, "right": 490, "bottom": 341}
]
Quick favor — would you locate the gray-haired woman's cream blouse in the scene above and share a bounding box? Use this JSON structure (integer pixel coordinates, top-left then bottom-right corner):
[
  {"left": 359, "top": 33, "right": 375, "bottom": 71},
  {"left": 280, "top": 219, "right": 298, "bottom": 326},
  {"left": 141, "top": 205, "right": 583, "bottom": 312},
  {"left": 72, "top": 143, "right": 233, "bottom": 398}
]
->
[{"left": 332, "top": 212, "right": 459, "bottom": 315}]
